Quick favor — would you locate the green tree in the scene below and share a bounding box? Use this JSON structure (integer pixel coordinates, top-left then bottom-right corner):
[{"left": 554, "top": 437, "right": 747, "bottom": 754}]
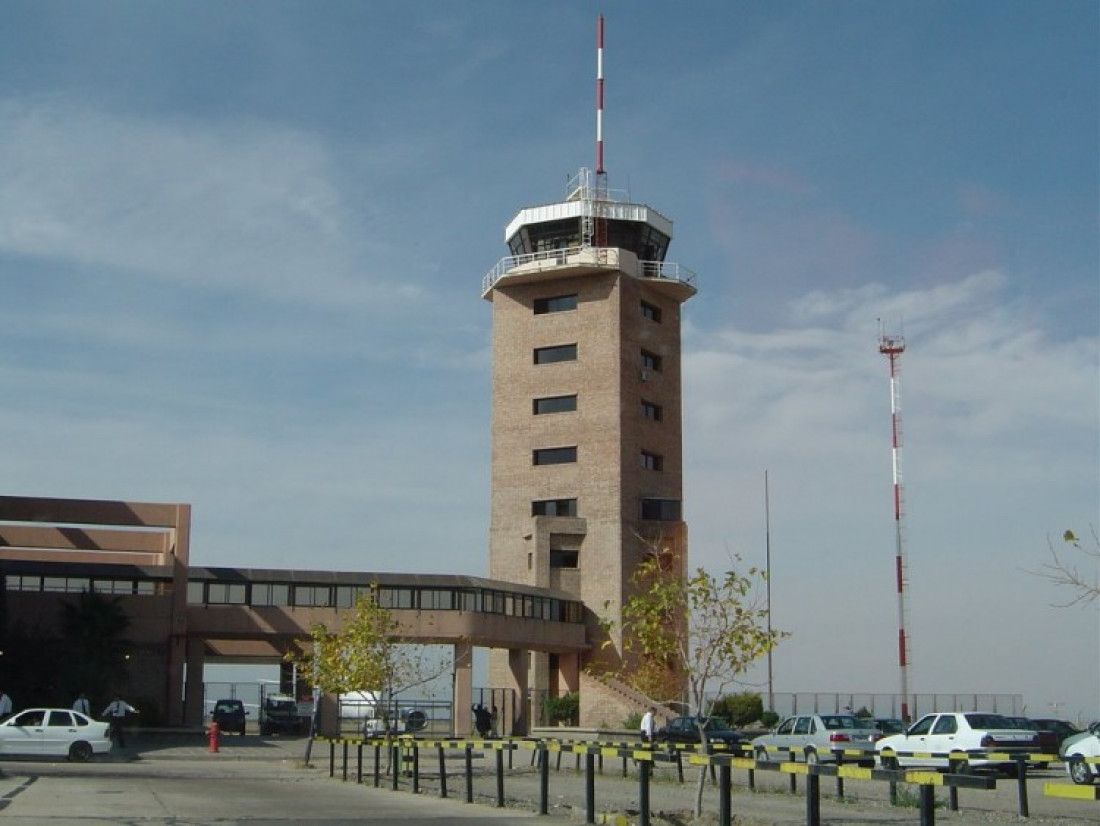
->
[
  {"left": 709, "top": 692, "right": 763, "bottom": 728},
  {"left": 287, "top": 586, "right": 450, "bottom": 765},
  {"left": 60, "top": 591, "right": 132, "bottom": 703},
  {"left": 614, "top": 553, "right": 788, "bottom": 816}
]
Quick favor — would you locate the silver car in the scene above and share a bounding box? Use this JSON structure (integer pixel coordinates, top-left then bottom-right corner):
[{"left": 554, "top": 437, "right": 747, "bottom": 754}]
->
[{"left": 751, "top": 714, "right": 880, "bottom": 765}]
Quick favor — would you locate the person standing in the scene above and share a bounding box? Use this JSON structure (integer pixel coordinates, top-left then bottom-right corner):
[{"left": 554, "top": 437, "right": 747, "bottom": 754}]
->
[
  {"left": 640, "top": 707, "right": 656, "bottom": 745},
  {"left": 72, "top": 693, "right": 91, "bottom": 716},
  {"left": 0, "top": 690, "right": 12, "bottom": 721},
  {"left": 102, "top": 695, "right": 138, "bottom": 747}
]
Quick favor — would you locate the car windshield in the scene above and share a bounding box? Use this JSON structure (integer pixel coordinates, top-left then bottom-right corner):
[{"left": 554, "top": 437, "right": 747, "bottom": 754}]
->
[
  {"left": 702, "top": 719, "right": 732, "bottom": 731},
  {"left": 215, "top": 702, "right": 240, "bottom": 713}
]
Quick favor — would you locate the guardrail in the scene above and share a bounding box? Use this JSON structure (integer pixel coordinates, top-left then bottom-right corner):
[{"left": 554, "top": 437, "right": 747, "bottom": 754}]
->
[{"left": 317, "top": 735, "right": 1095, "bottom": 826}]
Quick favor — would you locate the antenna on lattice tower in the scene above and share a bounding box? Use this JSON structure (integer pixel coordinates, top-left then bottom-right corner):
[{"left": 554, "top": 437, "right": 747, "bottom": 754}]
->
[{"left": 878, "top": 320, "right": 912, "bottom": 722}]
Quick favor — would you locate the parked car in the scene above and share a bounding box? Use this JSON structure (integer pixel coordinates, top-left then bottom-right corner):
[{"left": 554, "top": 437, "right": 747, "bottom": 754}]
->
[
  {"left": 259, "top": 696, "right": 306, "bottom": 736},
  {"left": 871, "top": 718, "right": 905, "bottom": 735},
  {"left": 876, "top": 712, "right": 1037, "bottom": 774},
  {"left": 0, "top": 708, "right": 112, "bottom": 762},
  {"left": 1060, "top": 720, "right": 1100, "bottom": 785},
  {"left": 1002, "top": 717, "right": 1058, "bottom": 766},
  {"left": 656, "top": 716, "right": 748, "bottom": 748},
  {"left": 1031, "top": 718, "right": 1081, "bottom": 747},
  {"left": 751, "top": 714, "right": 880, "bottom": 765},
  {"left": 211, "top": 699, "right": 247, "bottom": 735}
]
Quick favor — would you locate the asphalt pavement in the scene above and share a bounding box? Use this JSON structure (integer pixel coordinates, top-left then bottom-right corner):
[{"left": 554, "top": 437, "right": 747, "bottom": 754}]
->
[{"left": 0, "top": 731, "right": 1095, "bottom": 825}]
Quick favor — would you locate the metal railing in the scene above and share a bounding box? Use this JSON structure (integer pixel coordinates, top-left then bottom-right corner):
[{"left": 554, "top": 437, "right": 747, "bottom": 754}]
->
[{"left": 482, "top": 245, "right": 696, "bottom": 294}]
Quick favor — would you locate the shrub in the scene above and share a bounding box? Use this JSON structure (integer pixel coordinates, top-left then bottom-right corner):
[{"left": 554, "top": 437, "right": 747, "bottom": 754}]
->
[
  {"left": 543, "top": 692, "right": 579, "bottom": 726},
  {"left": 623, "top": 712, "right": 642, "bottom": 730},
  {"left": 760, "top": 710, "right": 780, "bottom": 727},
  {"left": 709, "top": 692, "right": 763, "bottom": 727}
]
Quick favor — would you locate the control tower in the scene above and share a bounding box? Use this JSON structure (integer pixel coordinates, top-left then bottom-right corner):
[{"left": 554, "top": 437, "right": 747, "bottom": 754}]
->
[{"left": 482, "top": 166, "right": 697, "bottom": 725}]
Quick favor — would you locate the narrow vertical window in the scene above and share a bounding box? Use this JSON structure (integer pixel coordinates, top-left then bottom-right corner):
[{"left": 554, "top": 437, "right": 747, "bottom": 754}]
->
[
  {"left": 641, "top": 300, "right": 662, "bottom": 322},
  {"left": 641, "top": 400, "right": 663, "bottom": 421}
]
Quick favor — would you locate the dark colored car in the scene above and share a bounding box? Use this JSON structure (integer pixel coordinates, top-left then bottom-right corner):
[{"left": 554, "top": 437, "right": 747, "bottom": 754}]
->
[
  {"left": 260, "top": 696, "right": 307, "bottom": 735},
  {"left": 211, "top": 699, "right": 247, "bottom": 735},
  {"left": 1031, "top": 718, "right": 1081, "bottom": 747},
  {"left": 1004, "top": 717, "right": 1059, "bottom": 762},
  {"left": 657, "top": 716, "right": 748, "bottom": 748}
]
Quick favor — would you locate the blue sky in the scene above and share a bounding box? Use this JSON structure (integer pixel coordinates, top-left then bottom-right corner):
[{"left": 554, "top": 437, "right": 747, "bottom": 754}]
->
[{"left": 2, "top": 2, "right": 1097, "bottom": 721}]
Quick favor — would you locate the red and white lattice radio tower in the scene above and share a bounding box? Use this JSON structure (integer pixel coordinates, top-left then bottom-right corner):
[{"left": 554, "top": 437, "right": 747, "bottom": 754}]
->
[{"left": 879, "top": 323, "right": 912, "bottom": 722}]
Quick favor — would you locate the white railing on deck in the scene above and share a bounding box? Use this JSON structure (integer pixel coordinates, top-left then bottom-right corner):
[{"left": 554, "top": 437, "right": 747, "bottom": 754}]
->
[{"left": 482, "top": 245, "right": 696, "bottom": 294}]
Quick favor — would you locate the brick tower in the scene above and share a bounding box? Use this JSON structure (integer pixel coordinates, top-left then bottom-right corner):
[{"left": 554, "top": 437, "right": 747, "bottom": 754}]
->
[{"left": 482, "top": 163, "right": 696, "bottom": 726}]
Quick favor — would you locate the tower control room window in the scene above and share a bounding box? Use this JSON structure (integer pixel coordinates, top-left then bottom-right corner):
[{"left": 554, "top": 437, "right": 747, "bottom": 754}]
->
[
  {"left": 532, "top": 498, "right": 578, "bottom": 517},
  {"left": 533, "top": 446, "right": 577, "bottom": 466},
  {"left": 534, "top": 294, "right": 578, "bottom": 314},
  {"left": 641, "top": 349, "right": 662, "bottom": 372},
  {"left": 641, "top": 451, "right": 664, "bottom": 471},
  {"left": 641, "top": 300, "right": 662, "bottom": 322},
  {"left": 534, "top": 344, "right": 577, "bottom": 364},
  {"left": 533, "top": 395, "right": 577, "bottom": 415}
]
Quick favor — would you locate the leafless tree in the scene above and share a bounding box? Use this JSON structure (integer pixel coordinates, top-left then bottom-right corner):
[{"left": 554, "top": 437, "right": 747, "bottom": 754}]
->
[{"left": 1029, "top": 528, "right": 1099, "bottom": 607}]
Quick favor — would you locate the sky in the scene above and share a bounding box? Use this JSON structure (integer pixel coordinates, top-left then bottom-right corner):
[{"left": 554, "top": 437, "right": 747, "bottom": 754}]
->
[{"left": 1, "top": 2, "right": 1097, "bottom": 723}]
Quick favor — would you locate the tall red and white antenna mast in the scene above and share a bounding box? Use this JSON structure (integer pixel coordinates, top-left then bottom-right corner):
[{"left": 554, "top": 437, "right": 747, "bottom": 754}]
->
[
  {"left": 592, "top": 15, "right": 609, "bottom": 250},
  {"left": 879, "top": 324, "right": 912, "bottom": 722}
]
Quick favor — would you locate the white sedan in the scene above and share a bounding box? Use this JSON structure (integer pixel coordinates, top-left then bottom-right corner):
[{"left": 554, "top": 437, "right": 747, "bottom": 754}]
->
[
  {"left": 0, "top": 708, "right": 112, "bottom": 761},
  {"left": 1061, "top": 721, "right": 1100, "bottom": 785},
  {"left": 876, "top": 712, "right": 1037, "bottom": 773}
]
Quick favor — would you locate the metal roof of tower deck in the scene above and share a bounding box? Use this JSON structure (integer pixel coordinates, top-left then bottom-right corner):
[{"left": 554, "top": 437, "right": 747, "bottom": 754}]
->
[{"left": 504, "top": 197, "right": 674, "bottom": 245}]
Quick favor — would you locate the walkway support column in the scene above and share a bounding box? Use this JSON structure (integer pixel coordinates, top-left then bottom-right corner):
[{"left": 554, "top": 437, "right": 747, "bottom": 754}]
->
[
  {"left": 508, "top": 648, "right": 529, "bottom": 735},
  {"left": 453, "top": 640, "right": 473, "bottom": 736}
]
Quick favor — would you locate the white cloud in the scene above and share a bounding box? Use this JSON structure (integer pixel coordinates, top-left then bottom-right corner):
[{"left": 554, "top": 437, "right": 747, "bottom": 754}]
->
[{"left": 0, "top": 97, "right": 423, "bottom": 310}]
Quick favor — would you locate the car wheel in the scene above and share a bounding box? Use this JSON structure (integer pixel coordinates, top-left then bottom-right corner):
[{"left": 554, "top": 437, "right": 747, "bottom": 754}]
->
[
  {"left": 804, "top": 749, "right": 819, "bottom": 765},
  {"left": 881, "top": 754, "right": 899, "bottom": 771},
  {"left": 68, "top": 741, "right": 93, "bottom": 762},
  {"left": 1068, "top": 755, "right": 1095, "bottom": 785},
  {"left": 754, "top": 746, "right": 768, "bottom": 762}
]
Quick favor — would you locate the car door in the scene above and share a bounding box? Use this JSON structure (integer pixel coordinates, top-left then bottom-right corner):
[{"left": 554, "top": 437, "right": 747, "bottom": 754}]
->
[
  {"left": 42, "top": 710, "right": 77, "bottom": 757},
  {"left": 0, "top": 710, "right": 46, "bottom": 755},
  {"left": 898, "top": 714, "right": 937, "bottom": 767},
  {"left": 793, "top": 716, "right": 814, "bottom": 758},
  {"left": 925, "top": 713, "right": 959, "bottom": 767}
]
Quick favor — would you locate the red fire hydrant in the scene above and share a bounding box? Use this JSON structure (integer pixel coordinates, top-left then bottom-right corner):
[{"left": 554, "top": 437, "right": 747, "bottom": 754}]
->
[{"left": 208, "top": 721, "right": 220, "bottom": 753}]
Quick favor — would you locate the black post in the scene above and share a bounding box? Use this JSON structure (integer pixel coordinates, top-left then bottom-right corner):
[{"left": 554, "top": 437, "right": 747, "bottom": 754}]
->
[
  {"left": 834, "top": 750, "right": 844, "bottom": 798},
  {"left": 675, "top": 748, "right": 684, "bottom": 784},
  {"left": 411, "top": 743, "right": 420, "bottom": 794},
  {"left": 638, "top": 758, "right": 651, "bottom": 826},
  {"left": 1015, "top": 759, "right": 1030, "bottom": 817},
  {"left": 464, "top": 743, "right": 473, "bottom": 804},
  {"left": 391, "top": 743, "right": 400, "bottom": 790},
  {"left": 919, "top": 784, "right": 936, "bottom": 826},
  {"left": 438, "top": 744, "right": 447, "bottom": 799},
  {"left": 718, "top": 763, "right": 731, "bottom": 826},
  {"left": 373, "top": 742, "right": 381, "bottom": 788},
  {"left": 342, "top": 741, "right": 348, "bottom": 781},
  {"left": 495, "top": 747, "right": 505, "bottom": 808},
  {"left": 806, "top": 771, "right": 820, "bottom": 826},
  {"left": 356, "top": 743, "right": 363, "bottom": 784},
  {"left": 948, "top": 784, "right": 959, "bottom": 811},
  {"left": 585, "top": 752, "right": 596, "bottom": 825},
  {"left": 328, "top": 740, "right": 335, "bottom": 777},
  {"left": 539, "top": 743, "right": 550, "bottom": 815}
]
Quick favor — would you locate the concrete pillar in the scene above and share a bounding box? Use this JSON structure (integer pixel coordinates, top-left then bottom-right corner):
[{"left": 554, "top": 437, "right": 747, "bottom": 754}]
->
[
  {"left": 184, "top": 636, "right": 205, "bottom": 727},
  {"left": 453, "top": 640, "right": 473, "bottom": 736},
  {"left": 560, "top": 652, "right": 581, "bottom": 694},
  {"left": 509, "top": 648, "right": 530, "bottom": 735}
]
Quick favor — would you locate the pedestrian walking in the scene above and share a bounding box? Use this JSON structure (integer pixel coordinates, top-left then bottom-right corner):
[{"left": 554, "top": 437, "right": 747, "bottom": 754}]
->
[
  {"left": 102, "top": 695, "right": 138, "bottom": 747},
  {"left": 640, "top": 707, "right": 656, "bottom": 745}
]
